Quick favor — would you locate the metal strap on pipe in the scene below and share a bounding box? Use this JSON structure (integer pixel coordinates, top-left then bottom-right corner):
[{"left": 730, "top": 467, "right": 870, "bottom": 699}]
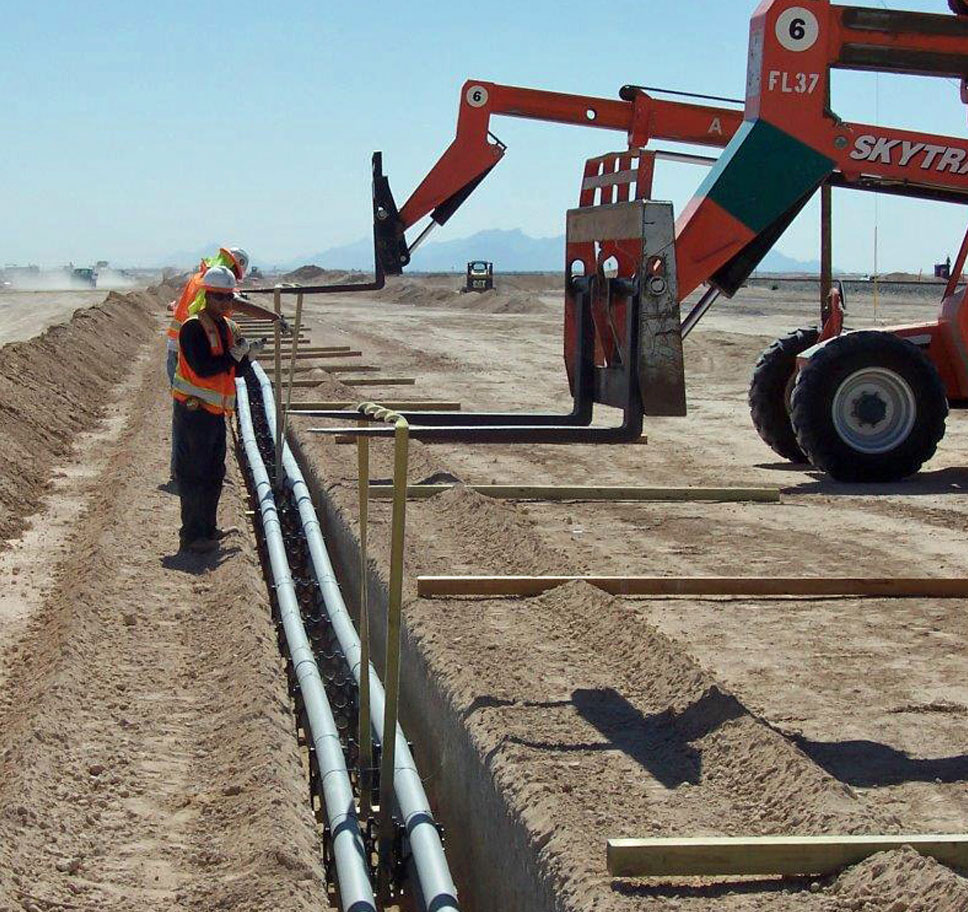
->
[
  {"left": 251, "top": 362, "right": 460, "bottom": 912},
  {"left": 235, "top": 379, "right": 377, "bottom": 912}
]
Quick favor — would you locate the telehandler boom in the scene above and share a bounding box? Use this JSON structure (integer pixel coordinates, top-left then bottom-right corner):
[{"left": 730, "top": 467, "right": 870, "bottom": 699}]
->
[{"left": 356, "top": 1, "right": 968, "bottom": 480}]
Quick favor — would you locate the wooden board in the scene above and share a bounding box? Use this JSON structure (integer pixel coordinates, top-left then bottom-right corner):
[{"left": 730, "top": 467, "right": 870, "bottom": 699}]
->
[
  {"left": 368, "top": 484, "right": 779, "bottom": 503},
  {"left": 281, "top": 377, "right": 417, "bottom": 389},
  {"left": 342, "top": 378, "right": 417, "bottom": 387},
  {"left": 270, "top": 346, "right": 352, "bottom": 355},
  {"left": 286, "top": 401, "right": 462, "bottom": 411},
  {"left": 607, "top": 835, "right": 968, "bottom": 877},
  {"left": 235, "top": 320, "right": 299, "bottom": 327},
  {"left": 415, "top": 575, "right": 968, "bottom": 599},
  {"left": 284, "top": 364, "right": 380, "bottom": 373},
  {"left": 285, "top": 350, "right": 362, "bottom": 359}
]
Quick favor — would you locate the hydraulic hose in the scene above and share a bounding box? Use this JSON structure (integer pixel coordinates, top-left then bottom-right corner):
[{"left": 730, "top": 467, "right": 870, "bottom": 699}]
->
[
  {"left": 251, "top": 361, "right": 459, "bottom": 912},
  {"left": 236, "top": 380, "right": 377, "bottom": 912}
]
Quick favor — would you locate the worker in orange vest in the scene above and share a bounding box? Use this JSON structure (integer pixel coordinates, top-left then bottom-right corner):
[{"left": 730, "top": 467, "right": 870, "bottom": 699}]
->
[
  {"left": 172, "top": 265, "right": 264, "bottom": 553},
  {"left": 165, "top": 246, "right": 286, "bottom": 483}
]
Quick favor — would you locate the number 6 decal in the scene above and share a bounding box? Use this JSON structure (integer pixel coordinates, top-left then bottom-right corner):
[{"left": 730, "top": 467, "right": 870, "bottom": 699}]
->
[
  {"left": 466, "top": 85, "right": 489, "bottom": 108},
  {"left": 775, "top": 7, "right": 819, "bottom": 52}
]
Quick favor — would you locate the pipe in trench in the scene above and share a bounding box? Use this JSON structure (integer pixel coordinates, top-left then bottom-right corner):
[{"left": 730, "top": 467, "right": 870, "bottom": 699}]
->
[
  {"left": 236, "top": 380, "right": 377, "bottom": 912},
  {"left": 251, "top": 361, "right": 460, "bottom": 912}
]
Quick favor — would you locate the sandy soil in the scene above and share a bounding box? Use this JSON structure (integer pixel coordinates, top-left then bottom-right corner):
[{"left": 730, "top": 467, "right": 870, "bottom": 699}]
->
[
  {"left": 0, "top": 292, "right": 331, "bottom": 911},
  {"left": 2, "top": 274, "right": 965, "bottom": 911},
  {"left": 278, "top": 274, "right": 968, "bottom": 910},
  {"left": 0, "top": 291, "right": 125, "bottom": 346}
]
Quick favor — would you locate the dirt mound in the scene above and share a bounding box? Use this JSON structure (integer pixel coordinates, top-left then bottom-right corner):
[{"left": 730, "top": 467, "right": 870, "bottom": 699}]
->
[
  {"left": 376, "top": 279, "right": 459, "bottom": 306},
  {"left": 292, "top": 369, "right": 359, "bottom": 399},
  {"left": 0, "top": 287, "right": 161, "bottom": 545},
  {"left": 416, "top": 485, "right": 578, "bottom": 577},
  {"left": 830, "top": 846, "right": 968, "bottom": 910},
  {"left": 452, "top": 288, "right": 548, "bottom": 314},
  {"left": 278, "top": 266, "right": 367, "bottom": 285},
  {"left": 375, "top": 278, "right": 547, "bottom": 313},
  {"left": 280, "top": 264, "right": 328, "bottom": 282},
  {"left": 498, "top": 273, "right": 561, "bottom": 293}
]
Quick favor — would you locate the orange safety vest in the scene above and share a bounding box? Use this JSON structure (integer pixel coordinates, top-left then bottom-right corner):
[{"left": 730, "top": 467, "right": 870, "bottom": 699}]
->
[
  {"left": 166, "top": 261, "right": 207, "bottom": 342},
  {"left": 171, "top": 313, "right": 240, "bottom": 416}
]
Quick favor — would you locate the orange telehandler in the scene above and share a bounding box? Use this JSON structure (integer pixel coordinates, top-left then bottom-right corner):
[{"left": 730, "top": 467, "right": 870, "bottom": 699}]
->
[{"left": 294, "top": 1, "right": 968, "bottom": 481}]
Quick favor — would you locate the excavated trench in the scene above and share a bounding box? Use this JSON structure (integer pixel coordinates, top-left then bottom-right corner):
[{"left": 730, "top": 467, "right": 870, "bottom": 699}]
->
[
  {"left": 233, "top": 365, "right": 559, "bottom": 911},
  {"left": 236, "top": 369, "right": 463, "bottom": 912},
  {"left": 285, "top": 432, "right": 556, "bottom": 912}
]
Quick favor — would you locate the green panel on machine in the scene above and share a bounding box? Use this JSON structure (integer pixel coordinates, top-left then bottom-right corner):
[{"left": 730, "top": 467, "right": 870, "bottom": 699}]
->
[{"left": 691, "top": 120, "right": 835, "bottom": 234}]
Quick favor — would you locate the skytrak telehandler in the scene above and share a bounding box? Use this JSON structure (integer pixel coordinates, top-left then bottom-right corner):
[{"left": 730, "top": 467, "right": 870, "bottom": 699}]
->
[{"left": 262, "top": 0, "right": 968, "bottom": 482}]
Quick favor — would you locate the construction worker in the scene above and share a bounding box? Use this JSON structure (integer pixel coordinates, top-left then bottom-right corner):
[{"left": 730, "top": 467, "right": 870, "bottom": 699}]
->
[
  {"left": 165, "top": 246, "right": 286, "bottom": 482},
  {"left": 172, "top": 265, "right": 264, "bottom": 553}
]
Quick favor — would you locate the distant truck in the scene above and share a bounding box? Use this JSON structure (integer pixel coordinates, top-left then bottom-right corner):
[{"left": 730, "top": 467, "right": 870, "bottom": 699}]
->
[
  {"left": 463, "top": 260, "right": 493, "bottom": 293},
  {"left": 71, "top": 267, "right": 97, "bottom": 287}
]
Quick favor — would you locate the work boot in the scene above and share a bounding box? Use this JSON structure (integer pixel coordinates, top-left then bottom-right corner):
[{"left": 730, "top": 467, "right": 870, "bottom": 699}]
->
[{"left": 185, "top": 537, "right": 219, "bottom": 554}]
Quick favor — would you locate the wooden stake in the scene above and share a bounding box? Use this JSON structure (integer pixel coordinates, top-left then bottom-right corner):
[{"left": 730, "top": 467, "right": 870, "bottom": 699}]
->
[
  {"left": 415, "top": 575, "right": 968, "bottom": 599},
  {"left": 607, "top": 835, "right": 968, "bottom": 878},
  {"left": 272, "top": 287, "right": 283, "bottom": 487},
  {"left": 279, "top": 291, "right": 304, "bottom": 477},
  {"left": 356, "top": 418, "right": 373, "bottom": 819},
  {"left": 368, "top": 484, "right": 779, "bottom": 503}
]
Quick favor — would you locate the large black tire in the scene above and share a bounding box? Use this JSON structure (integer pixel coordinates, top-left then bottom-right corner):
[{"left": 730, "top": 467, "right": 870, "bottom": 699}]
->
[
  {"left": 790, "top": 331, "right": 948, "bottom": 482},
  {"left": 749, "top": 327, "right": 820, "bottom": 462}
]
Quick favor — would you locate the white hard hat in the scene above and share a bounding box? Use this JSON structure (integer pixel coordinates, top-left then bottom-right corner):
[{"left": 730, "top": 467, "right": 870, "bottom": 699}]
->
[
  {"left": 224, "top": 246, "right": 250, "bottom": 279},
  {"left": 202, "top": 264, "right": 238, "bottom": 294}
]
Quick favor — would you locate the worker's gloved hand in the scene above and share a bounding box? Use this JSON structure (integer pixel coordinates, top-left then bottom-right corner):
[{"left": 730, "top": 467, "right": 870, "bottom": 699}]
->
[
  {"left": 277, "top": 315, "right": 293, "bottom": 336},
  {"left": 229, "top": 337, "right": 251, "bottom": 362},
  {"left": 249, "top": 337, "right": 268, "bottom": 356}
]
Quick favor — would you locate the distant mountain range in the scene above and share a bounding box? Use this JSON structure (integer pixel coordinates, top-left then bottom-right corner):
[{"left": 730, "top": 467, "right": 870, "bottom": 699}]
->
[
  {"left": 285, "top": 228, "right": 564, "bottom": 273},
  {"left": 161, "top": 229, "right": 827, "bottom": 275},
  {"left": 756, "top": 249, "right": 825, "bottom": 274}
]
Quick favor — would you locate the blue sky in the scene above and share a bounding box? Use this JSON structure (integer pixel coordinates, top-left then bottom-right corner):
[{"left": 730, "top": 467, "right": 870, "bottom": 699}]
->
[{"left": 1, "top": 0, "right": 965, "bottom": 271}]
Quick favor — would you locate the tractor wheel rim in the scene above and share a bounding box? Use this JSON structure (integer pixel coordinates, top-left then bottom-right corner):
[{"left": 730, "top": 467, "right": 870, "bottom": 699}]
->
[{"left": 831, "top": 367, "right": 917, "bottom": 455}]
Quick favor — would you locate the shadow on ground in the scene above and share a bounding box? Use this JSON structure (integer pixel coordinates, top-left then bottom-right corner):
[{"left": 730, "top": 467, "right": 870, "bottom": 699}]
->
[
  {"left": 790, "top": 734, "right": 968, "bottom": 788},
  {"left": 611, "top": 875, "right": 818, "bottom": 900},
  {"left": 782, "top": 466, "right": 968, "bottom": 496},
  {"left": 161, "top": 545, "right": 241, "bottom": 575},
  {"left": 468, "top": 686, "right": 746, "bottom": 790}
]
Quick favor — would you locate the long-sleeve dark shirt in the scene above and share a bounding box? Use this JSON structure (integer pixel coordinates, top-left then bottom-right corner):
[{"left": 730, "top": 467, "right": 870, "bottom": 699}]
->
[{"left": 178, "top": 316, "right": 251, "bottom": 378}]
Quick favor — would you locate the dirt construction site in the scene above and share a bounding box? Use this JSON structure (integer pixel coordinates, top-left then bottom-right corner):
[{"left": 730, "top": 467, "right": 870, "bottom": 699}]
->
[{"left": 0, "top": 270, "right": 965, "bottom": 912}]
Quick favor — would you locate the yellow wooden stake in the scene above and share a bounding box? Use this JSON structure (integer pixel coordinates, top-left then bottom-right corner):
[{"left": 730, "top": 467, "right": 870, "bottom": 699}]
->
[
  {"left": 607, "top": 834, "right": 968, "bottom": 877},
  {"left": 416, "top": 575, "right": 968, "bottom": 599},
  {"left": 368, "top": 484, "right": 779, "bottom": 503},
  {"left": 357, "top": 418, "right": 373, "bottom": 818}
]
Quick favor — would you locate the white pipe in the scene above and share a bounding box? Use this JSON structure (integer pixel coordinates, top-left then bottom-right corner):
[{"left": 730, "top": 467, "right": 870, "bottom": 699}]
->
[
  {"left": 251, "top": 362, "right": 459, "bottom": 912},
  {"left": 236, "top": 380, "right": 377, "bottom": 912}
]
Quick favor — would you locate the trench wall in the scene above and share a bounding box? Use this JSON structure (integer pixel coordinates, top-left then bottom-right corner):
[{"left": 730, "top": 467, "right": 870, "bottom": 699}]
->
[{"left": 288, "top": 433, "right": 560, "bottom": 912}]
